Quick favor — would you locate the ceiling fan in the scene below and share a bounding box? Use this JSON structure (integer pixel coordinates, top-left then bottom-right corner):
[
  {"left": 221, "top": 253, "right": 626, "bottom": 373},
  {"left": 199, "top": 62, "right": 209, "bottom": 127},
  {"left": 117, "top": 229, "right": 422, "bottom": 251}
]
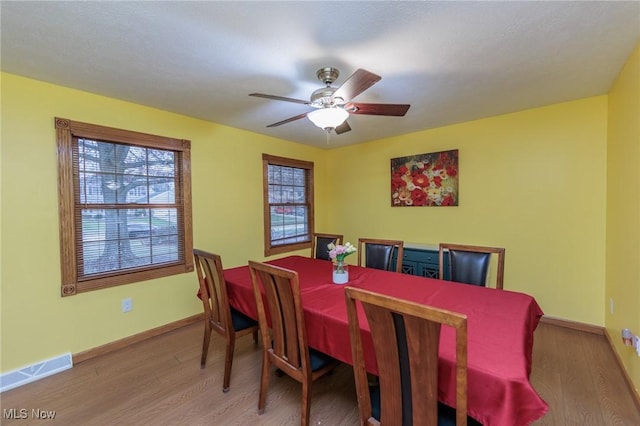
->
[{"left": 249, "top": 67, "right": 410, "bottom": 135}]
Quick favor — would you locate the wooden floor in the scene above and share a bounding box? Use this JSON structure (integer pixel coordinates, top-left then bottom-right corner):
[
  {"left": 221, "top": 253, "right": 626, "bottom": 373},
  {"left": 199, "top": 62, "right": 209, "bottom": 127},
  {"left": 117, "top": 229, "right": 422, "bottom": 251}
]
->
[{"left": 2, "top": 322, "right": 639, "bottom": 425}]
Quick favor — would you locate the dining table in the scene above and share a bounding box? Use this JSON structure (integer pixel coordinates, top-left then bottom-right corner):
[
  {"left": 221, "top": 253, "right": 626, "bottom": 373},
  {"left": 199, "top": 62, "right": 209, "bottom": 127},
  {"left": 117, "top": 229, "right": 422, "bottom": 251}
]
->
[{"left": 223, "top": 255, "right": 549, "bottom": 426}]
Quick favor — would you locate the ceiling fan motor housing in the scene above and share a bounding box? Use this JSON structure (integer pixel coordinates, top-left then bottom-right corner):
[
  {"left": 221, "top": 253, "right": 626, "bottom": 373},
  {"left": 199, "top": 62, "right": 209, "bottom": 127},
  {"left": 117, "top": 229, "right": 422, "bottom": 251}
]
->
[
  {"left": 310, "top": 86, "right": 340, "bottom": 106},
  {"left": 311, "top": 67, "right": 343, "bottom": 107}
]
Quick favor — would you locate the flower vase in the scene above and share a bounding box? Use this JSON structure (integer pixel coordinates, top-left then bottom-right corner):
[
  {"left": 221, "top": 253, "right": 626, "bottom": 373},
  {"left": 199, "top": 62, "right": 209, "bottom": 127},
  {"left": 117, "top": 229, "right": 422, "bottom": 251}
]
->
[{"left": 333, "top": 260, "right": 349, "bottom": 284}]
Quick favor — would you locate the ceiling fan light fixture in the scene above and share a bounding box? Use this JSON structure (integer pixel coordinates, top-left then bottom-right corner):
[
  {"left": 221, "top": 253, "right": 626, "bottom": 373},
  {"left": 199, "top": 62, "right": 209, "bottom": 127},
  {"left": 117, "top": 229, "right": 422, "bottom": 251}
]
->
[{"left": 307, "top": 108, "right": 348, "bottom": 130}]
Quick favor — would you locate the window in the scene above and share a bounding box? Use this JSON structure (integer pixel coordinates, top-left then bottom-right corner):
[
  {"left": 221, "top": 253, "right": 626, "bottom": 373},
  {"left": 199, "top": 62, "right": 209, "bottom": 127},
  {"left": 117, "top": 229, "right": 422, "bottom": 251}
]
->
[
  {"left": 262, "top": 154, "right": 314, "bottom": 256},
  {"left": 55, "top": 118, "right": 193, "bottom": 296}
]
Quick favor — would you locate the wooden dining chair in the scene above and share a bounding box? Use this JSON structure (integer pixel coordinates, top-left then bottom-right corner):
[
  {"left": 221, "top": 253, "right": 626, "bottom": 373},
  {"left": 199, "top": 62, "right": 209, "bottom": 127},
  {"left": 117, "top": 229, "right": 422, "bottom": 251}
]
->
[
  {"left": 249, "top": 260, "right": 339, "bottom": 426},
  {"left": 311, "top": 232, "right": 343, "bottom": 261},
  {"left": 344, "top": 286, "right": 479, "bottom": 426},
  {"left": 439, "top": 243, "right": 506, "bottom": 289},
  {"left": 193, "top": 249, "right": 258, "bottom": 393},
  {"left": 357, "top": 238, "right": 404, "bottom": 272}
]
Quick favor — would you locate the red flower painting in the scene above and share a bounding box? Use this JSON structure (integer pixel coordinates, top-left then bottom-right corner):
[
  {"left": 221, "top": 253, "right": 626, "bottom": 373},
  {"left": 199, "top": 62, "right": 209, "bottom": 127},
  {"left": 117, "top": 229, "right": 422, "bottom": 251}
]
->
[{"left": 390, "top": 149, "right": 459, "bottom": 207}]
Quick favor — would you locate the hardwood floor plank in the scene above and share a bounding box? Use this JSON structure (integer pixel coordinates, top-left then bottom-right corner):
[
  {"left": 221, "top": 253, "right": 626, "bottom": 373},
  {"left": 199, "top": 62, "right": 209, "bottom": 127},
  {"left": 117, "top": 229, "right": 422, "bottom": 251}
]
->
[
  {"left": 558, "top": 326, "right": 607, "bottom": 424},
  {"left": 583, "top": 331, "right": 640, "bottom": 425},
  {"left": 530, "top": 320, "right": 565, "bottom": 425},
  {"left": 2, "top": 321, "right": 639, "bottom": 425}
]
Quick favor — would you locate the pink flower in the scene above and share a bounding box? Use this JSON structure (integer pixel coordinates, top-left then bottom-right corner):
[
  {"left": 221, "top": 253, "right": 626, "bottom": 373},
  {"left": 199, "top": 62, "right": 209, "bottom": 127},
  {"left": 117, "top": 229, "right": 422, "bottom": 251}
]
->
[{"left": 327, "top": 242, "right": 357, "bottom": 262}]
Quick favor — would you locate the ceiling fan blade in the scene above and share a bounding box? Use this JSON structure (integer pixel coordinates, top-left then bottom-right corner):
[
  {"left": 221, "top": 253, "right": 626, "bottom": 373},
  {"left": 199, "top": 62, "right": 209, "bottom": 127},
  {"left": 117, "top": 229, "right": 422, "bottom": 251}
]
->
[
  {"left": 346, "top": 102, "right": 410, "bottom": 116},
  {"left": 332, "top": 69, "right": 381, "bottom": 102},
  {"left": 266, "top": 112, "right": 309, "bottom": 128},
  {"left": 334, "top": 120, "right": 351, "bottom": 135},
  {"left": 249, "top": 93, "right": 310, "bottom": 105}
]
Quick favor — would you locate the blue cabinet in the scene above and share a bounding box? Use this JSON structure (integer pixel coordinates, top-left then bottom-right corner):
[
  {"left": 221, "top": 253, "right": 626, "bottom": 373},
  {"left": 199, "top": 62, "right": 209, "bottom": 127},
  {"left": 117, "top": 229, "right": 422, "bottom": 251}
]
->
[{"left": 393, "top": 245, "right": 450, "bottom": 279}]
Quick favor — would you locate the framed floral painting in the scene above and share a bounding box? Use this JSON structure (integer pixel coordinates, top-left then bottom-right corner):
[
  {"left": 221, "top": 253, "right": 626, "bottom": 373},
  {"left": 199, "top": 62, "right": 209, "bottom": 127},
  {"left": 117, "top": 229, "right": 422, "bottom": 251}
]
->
[{"left": 391, "top": 149, "right": 459, "bottom": 207}]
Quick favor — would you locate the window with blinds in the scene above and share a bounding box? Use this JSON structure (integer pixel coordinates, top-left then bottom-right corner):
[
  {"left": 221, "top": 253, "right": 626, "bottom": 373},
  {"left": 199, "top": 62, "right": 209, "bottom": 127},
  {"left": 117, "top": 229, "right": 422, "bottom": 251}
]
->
[
  {"left": 262, "top": 154, "right": 314, "bottom": 256},
  {"left": 56, "top": 118, "right": 193, "bottom": 296}
]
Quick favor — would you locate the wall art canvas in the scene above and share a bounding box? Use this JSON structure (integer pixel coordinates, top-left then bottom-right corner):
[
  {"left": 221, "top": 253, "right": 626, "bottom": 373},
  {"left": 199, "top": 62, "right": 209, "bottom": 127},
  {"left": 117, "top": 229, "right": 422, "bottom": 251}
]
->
[{"left": 391, "top": 149, "right": 459, "bottom": 207}]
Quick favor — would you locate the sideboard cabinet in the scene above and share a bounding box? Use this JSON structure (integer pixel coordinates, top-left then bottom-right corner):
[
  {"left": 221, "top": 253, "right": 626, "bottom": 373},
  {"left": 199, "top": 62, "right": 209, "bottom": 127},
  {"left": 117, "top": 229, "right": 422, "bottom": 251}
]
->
[{"left": 393, "top": 244, "right": 450, "bottom": 279}]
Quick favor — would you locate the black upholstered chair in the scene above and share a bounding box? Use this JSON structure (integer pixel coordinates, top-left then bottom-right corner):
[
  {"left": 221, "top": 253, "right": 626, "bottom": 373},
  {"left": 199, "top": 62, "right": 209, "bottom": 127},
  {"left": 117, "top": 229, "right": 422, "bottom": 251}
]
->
[
  {"left": 439, "top": 243, "right": 505, "bottom": 289},
  {"left": 193, "top": 249, "right": 259, "bottom": 393},
  {"left": 357, "top": 238, "right": 404, "bottom": 272},
  {"left": 345, "top": 286, "right": 481, "bottom": 426},
  {"left": 311, "top": 233, "right": 343, "bottom": 261}
]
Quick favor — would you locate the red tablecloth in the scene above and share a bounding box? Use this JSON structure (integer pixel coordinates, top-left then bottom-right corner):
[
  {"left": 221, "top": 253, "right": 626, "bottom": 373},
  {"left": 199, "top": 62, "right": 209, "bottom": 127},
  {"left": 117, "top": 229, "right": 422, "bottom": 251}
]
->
[{"left": 224, "top": 255, "right": 548, "bottom": 426}]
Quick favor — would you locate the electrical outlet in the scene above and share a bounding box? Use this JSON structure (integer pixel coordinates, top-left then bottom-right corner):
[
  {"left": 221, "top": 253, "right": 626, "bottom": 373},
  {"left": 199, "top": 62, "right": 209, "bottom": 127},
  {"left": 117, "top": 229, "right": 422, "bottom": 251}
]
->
[
  {"left": 121, "top": 298, "right": 132, "bottom": 313},
  {"left": 635, "top": 336, "right": 640, "bottom": 357}
]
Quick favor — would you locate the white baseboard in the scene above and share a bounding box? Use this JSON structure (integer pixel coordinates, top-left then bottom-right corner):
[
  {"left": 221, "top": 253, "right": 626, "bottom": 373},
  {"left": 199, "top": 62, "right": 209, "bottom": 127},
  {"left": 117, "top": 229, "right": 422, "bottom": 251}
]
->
[{"left": 0, "top": 353, "right": 73, "bottom": 393}]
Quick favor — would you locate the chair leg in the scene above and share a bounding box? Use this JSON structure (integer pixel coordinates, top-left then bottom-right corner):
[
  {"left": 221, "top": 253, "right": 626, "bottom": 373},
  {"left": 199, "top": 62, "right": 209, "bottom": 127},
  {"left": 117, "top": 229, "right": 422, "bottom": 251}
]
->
[
  {"left": 257, "top": 351, "right": 270, "bottom": 414},
  {"left": 222, "top": 336, "right": 235, "bottom": 393},
  {"left": 301, "top": 380, "right": 312, "bottom": 426},
  {"left": 200, "top": 323, "right": 212, "bottom": 369}
]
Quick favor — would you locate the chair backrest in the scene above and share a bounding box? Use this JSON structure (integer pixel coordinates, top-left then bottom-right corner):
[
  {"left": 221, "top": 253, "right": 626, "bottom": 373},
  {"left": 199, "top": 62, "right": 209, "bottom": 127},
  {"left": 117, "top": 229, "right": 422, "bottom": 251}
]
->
[
  {"left": 248, "top": 260, "right": 311, "bottom": 378},
  {"left": 439, "top": 243, "right": 505, "bottom": 289},
  {"left": 357, "top": 238, "right": 404, "bottom": 272},
  {"left": 193, "top": 249, "right": 233, "bottom": 332},
  {"left": 345, "top": 286, "right": 468, "bottom": 426},
  {"left": 311, "top": 233, "right": 343, "bottom": 261}
]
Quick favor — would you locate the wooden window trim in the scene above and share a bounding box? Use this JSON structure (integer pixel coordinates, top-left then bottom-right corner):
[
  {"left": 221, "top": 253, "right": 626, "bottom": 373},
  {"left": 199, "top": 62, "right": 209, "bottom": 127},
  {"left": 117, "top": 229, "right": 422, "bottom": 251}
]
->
[
  {"left": 55, "top": 117, "right": 193, "bottom": 296},
  {"left": 262, "top": 154, "right": 314, "bottom": 257}
]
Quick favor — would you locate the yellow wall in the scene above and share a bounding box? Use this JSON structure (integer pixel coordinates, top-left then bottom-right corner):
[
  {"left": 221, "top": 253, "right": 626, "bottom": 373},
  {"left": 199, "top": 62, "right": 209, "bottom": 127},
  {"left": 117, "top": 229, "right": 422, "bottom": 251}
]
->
[
  {"left": 0, "top": 73, "right": 327, "bottom": 372},
  {"left": 327, "top": 96, "right": 608, "bottom": 325},
  {"left": 0, "top": 62, "right": 628, "bottom": 386},
  {"left": 606, "top": 42, "right": 640, "bottom": 390}
]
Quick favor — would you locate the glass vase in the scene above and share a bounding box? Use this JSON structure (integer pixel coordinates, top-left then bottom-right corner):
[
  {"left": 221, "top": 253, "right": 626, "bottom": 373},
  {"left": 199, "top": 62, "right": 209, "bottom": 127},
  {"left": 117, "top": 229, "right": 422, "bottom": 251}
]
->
[{"left": 332, "top": 260, "right": 349, "bottom": 284}]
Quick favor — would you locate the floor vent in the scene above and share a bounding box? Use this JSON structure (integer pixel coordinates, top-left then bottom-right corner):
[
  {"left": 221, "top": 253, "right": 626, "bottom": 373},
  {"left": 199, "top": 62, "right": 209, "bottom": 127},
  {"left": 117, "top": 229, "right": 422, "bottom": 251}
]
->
[{"left": 0, "top": 353, "right": 73, "bottom": 393}]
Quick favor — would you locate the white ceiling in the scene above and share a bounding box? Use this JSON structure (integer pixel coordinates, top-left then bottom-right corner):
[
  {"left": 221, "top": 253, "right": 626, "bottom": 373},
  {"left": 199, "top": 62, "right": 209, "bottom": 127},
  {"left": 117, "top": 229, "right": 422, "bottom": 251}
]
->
[{"left": 1, "top": 1, "right": 639, "bottom": 148}]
